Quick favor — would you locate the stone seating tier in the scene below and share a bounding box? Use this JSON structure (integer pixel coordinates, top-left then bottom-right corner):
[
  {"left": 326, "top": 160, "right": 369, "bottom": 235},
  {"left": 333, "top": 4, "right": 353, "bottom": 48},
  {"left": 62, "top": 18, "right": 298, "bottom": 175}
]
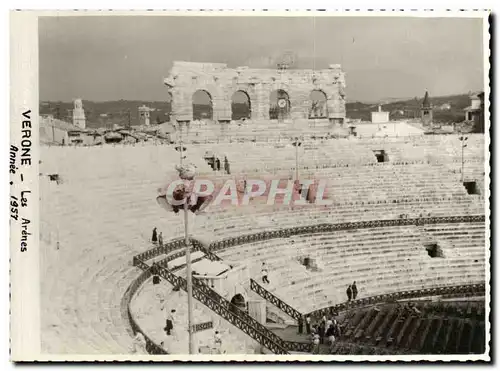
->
[
  {"left": 39, "top": 133, "right": 485, "bottom": 354},
  {"left": 40, "top": 134, "right": 484, "bottom": 181},
  {"left": 216, "top": 224, "right": 485, "bottom": 314}
]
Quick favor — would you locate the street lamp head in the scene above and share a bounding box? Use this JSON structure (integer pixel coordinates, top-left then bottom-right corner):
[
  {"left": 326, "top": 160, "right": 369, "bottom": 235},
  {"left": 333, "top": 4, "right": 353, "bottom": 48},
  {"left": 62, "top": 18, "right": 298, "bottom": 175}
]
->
[{"left": 175, "top": 163, "right": 197, "bottom": 180}]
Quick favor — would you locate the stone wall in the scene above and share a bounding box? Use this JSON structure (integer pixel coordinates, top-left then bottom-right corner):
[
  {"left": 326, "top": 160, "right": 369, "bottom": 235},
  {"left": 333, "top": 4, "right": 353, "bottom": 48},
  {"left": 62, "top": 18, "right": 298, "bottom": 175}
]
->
[{"left": 164, "top": 61, "right": 346, "bottom": 123}]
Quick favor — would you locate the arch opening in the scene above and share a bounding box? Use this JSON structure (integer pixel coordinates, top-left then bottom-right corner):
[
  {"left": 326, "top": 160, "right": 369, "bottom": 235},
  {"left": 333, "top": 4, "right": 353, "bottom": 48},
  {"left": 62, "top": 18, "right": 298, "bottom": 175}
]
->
[
  {"left": 164, "top": 91, "right": 173, "bottom": 123},
  {"left": 231, "top": 91, "right": 251, "bottom": 120},
  {"left": 269, "top": 89, "right": 291, "bottom": 120},
  {"left": 230, "top": 293, "right": 247, "bottom": 313},
  {"left": 309, "top": 90, "right": 328, "bottom": 119},
  {"left": 192, "top": 90, "right": 213, "bottom": 121}
]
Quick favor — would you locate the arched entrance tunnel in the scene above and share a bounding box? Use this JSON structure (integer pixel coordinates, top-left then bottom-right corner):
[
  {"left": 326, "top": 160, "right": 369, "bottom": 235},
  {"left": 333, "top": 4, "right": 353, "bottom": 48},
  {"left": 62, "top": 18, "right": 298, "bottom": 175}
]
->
[{"left": 230, "top": 293, "right": 247, "bottom": 313}]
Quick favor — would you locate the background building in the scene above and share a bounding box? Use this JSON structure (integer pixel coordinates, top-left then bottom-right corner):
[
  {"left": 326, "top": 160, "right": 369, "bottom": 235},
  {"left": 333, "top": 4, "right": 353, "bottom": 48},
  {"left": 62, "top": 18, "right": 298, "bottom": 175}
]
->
[
  {"left": 420, "top": 91, "right": 433, "bottom": 126},
  {"left": 464, "top": 92, "right": 484, "bottom": 124},
  {"left": 72, "top": 98, "right": 86, "bottom": 129},
  {"left": 371, "top": 105, "right": 390, "bottom": 124}
]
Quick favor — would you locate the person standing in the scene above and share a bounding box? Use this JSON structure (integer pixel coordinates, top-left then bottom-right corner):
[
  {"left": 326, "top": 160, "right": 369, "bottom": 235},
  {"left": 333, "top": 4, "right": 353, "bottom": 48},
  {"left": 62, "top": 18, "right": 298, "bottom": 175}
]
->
[
  {"left": 213, "top": 330, "right": 222, "bottom": 354},
  {"left": 152, "top": 227, "right": 158, "bottom": 244},
  {"left": 158, "top": 232, "right": 163, "bottom": 247},
  {"left": 334, "top": 319, "right": 342, "bottom": 339},
  {"left": 352, "top": 281, "right": 358, "bottom": 300},
  {"left": 298, "top": 316, "right": 303, "bottom": 335},
  {"left": 131, "top": 331, "right": 147, "bottom": 354},
  {"left": 261, "top": 262, "right": 270, "bottom": 284},
  {"left": 312, "top": 331, "right": 320, "bottom": 354},
  {"left": 165, "top": 309, "right": 175, "bottom": 336},
  {"left": 319, "top": 321, "right": 326, "bottom": 345},
  {"left": 224, "top": 156, "right": 231, "bottom": 175},
  {"left": 346, "top": 284, "right": 352, "bottom": 302},
  {"left": 326, "top": 318, "right": 333, "bottom": 330},
  {"left": 305, "top": 315, "right": 311, "bottom": 334},
  {"left": 326, "top": 324, "right": 335, "bottom": 351},
  {"left": 215, "top": 157, "right": 221, "bottom": 172}
]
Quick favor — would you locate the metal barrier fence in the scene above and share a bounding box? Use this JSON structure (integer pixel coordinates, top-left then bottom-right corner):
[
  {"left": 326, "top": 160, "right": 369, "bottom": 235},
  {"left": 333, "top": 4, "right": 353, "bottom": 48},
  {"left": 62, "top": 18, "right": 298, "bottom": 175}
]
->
[
  {"left": 133, "top": 215, "right": 485, "bottom": 267},
  {"left": 306, "top": 283, "right": 486, "bottom": 318},
  {"left": 250, "top": 278, "right": 303, "bottom": 321}
]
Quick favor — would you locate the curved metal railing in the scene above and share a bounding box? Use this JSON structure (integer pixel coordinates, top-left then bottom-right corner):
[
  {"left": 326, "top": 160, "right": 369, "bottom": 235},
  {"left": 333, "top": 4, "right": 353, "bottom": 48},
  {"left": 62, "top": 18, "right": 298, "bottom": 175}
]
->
[
  {"left": 128, "top": 214, "right": 486, "bottom": 354},
  {"left": 135, "top": 215, "right": 485, "bottom": 264}
]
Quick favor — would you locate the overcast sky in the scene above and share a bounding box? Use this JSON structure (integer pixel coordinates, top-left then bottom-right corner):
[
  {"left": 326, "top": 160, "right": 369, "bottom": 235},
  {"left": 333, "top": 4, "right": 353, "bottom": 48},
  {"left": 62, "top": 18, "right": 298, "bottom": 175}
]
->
[{"left": 39, "top": 15, "right": 485, "bottom": 103}]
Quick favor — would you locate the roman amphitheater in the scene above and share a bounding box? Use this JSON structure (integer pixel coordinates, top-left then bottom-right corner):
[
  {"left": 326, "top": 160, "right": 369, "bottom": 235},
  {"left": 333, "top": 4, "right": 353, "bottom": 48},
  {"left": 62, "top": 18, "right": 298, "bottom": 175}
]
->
[{"left": 40, "top": 62, "right": 488, "bottom": 356}]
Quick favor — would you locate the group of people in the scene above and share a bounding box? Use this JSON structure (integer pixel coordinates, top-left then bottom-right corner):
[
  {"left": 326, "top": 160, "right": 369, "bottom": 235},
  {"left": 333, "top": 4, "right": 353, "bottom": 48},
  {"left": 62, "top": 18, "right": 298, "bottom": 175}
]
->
[
  {"left": 206, "top": 154, "right": 231, "bottom": 175},
  {"left": 291, "top": 281, "right": 360, "bottom": 353},
  {"left": 151, "top": 227, "right": 163, "bottom": 246},
  {"left": 346, "top": 281, "right": 358, "bottom": 301},
  {"left": 298, "top": 315, "right": 342, "bottom": 354}
]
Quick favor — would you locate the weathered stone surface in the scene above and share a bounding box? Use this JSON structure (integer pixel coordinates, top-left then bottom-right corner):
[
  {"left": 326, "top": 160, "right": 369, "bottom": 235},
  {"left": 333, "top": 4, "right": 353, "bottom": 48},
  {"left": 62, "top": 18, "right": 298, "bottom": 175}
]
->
[{"left": 164, "top": 61, "right": 346, "bottom": 123}]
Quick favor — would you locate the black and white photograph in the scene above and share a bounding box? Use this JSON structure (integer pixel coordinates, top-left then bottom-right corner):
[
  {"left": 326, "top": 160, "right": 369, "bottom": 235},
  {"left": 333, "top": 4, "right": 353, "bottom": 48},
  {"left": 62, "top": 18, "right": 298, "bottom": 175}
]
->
[{"left": 9, "top": 10, "right": 490, "bottom": 361}]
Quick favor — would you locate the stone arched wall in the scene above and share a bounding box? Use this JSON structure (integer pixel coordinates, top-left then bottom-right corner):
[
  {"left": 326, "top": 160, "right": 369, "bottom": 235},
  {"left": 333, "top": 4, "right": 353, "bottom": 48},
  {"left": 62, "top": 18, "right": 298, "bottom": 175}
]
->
[
  {"left": 192, "top": 89, "right": 214, "bottom": 120},
  {"left": 165, "top": 61, "right": 346, "bottom": 123},
  {"left": 231, "top": 90, "right": 253, "bottom": 120}
]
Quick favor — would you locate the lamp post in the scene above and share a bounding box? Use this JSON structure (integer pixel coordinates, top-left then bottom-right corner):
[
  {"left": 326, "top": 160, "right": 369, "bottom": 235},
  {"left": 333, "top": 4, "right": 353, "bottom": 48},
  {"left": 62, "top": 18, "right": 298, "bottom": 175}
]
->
[
  {"left": 174, "top": 136, "right": 195, "bottom": 354},
  {"left": 183, "top": 199, "right": 195, "bottom": 355},
  {"left": 175, "top": 130, "right": 187, "bottom": 166},
  {"left": 459, "top": 135, "right": 468, "bottom": 183},
  {"left": 292, "top": 136, "right": 303, "bottom": 181}
]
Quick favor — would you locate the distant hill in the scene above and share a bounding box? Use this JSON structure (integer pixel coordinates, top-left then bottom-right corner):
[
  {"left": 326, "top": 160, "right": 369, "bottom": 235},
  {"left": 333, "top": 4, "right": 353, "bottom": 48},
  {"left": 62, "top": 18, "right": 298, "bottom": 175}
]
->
[
  {"left": 39, "top": 100, "right": 172, "bottom": 129},
  {"left": 40, "top": 93, "right": 473, "bottom": 128},
  {"left": 346, "top": 94, "right": 472, "bottom": 123}
]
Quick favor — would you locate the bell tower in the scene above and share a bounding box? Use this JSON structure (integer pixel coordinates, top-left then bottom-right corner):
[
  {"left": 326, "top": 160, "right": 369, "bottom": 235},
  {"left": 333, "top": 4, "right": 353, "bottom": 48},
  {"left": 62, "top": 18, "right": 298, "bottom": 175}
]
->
[
  {"left": 72, "top": 98, "right": 86, "bottom": 129},
  {"left": 420, "top": 90, "right": 433, "bottom": 126}
]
